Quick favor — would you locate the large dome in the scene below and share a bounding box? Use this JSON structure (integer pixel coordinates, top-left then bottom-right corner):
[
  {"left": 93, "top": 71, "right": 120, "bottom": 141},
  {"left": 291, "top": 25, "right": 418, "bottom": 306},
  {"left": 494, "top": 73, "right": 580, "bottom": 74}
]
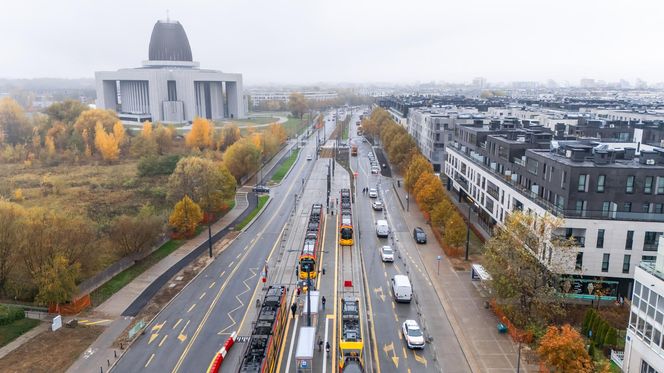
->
[{"left": 148, "top": 20, "right": 193, "bottom": 62}]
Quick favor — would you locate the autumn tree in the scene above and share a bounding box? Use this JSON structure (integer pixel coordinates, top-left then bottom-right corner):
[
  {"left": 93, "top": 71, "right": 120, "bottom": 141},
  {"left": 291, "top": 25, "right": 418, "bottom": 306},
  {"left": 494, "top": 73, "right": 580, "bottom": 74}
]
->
[
  {"left": 186, "top": 117, "right": 214, "bottom": 149},
  {"left": 113, "top": 121, "right": 126, "bottom": 146},
  {"left": 73, "top": 108, "right": 118, "bottom": 144},
  {"left": 223, "top": 138, "right": 261, "bottom": 182},
  {"left": 263, "top": 123, "right": 287, "bottom": 158},
  {"left": 483, "top": 211, "right": 576, "bottom": 327},
  {"left": 415, "top": 175, "right": 444, "bottom": 216},
  {"left": 218, "top": 124, "right": 241, "bottom": 151},
  {"left": 444, "top": 213, "right": 466, "bottom": 248},
  {"left": 94, "top": 122, "right": 120, "bottom": 161},
  {"left": 167, "top": 156, "right": 236, "bottom": 212},
  {"left": 537, "top": 324, "right": 593, "bottom": 373},
  {"left": 0, "top": 201, "right": 26, "bottom": 296},
  {"left": 108, "top": 205, "right": 163, "bottom": 257},
  {"left": 169, "top": 195, "right": 203, "bottom": 237},
  {"left": 288, "top": 93, "right": 308, "bottom": 119},
  {"left": 34, "top": 255, "right": 80, "bottom": 308},
  {"left": 45, "top": 100, "right": 88, "bottom": 125},
  {"left": 431, "top": 199, "right": 453, "bottom": 231},
  {"left": 405, "top": 154, "right": 433, "bottom": 193},
  {"left": 154, "top": 123, "right": 175, "bottom": 154},
  {"left": 0, "top": 97, "right": 31, "bottom": 144}
]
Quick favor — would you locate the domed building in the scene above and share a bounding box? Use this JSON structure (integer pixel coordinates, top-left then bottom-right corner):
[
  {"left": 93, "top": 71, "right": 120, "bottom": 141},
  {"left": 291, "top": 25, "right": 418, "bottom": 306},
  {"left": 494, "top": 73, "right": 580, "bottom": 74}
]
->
[{"left": 95, "top": 19, "right": 245, "bottom": 123}]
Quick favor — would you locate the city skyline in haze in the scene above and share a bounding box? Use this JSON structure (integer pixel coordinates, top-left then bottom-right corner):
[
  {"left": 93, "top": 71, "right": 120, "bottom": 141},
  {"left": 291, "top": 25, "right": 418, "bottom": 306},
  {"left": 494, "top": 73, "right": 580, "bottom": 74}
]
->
[{"left": 2, "top": 0, "right": 663, "bottom": 85}]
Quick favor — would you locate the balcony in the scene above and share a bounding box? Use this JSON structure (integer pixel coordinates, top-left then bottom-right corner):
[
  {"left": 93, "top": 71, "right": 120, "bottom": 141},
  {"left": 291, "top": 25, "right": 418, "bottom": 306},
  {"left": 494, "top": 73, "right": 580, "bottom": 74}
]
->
[{"left": 513, "top": 157, "right": 526, "bottom": 167}]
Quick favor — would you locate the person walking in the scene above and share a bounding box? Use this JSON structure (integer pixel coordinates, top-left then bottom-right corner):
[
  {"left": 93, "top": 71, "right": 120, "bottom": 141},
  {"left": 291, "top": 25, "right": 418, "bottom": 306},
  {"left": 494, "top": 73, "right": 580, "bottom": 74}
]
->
[
  {"left": 321, "top": 296, "right": 326, "bottom": 310},
  {"left": 325, "top": 341, "right": 330, "bottom": 356},
  {"left": 318, "top": 338, "right": 323, "bottom": 352},
  {"left": 291, "top": 302, "right": 297, "bottom": 318}
]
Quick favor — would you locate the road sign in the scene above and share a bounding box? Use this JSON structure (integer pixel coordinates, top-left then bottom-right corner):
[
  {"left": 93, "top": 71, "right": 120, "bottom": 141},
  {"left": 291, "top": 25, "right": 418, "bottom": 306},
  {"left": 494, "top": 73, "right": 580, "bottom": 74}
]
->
[
  {"left": 128, "top": 320, "right": 146, "bottom": 339},
  {"left": 52, "top": 315, "right": 62, "bottom": 331}
]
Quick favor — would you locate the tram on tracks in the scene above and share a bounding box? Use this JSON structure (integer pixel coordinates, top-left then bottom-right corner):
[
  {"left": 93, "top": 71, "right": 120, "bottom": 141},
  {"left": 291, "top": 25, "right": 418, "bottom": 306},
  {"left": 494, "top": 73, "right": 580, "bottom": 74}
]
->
[
  {"left": 339, "top": 297, "right": 364, "bottom": 372},
  {"left": 339, "top": 189, "right": 353, "bottom": 246},
  {"left": 299, "top": 203, "right": 324, "bottom": 281},
  {"left": 238, "top": 285, "right": 288, "bottom": 373}
]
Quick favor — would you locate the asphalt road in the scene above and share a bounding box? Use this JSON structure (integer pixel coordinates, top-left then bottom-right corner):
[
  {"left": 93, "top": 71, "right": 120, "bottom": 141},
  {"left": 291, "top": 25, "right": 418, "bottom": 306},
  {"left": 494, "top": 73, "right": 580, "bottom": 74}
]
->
[{"left": 112, "top": 117, "right": 336, "bottom": 373}]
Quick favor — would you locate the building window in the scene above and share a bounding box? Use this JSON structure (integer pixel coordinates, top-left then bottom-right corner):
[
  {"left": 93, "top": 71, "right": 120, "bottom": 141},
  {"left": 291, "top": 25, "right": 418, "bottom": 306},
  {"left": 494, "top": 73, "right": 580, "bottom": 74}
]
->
[
  {"left": 577, "top": 174, "right": 587, "bottom": 192},
  {"left": 656, "top": 204, "right": 664, "bottom": 214},
  {"left": 643, "top": 255, "right": 656, "bottom": 262},
  {"left": 597, "top": 175, "right": 605, "bottom": 192},
  {"left": 561, "top": 170, "right": 567, "bottom": 189},
  {"left": 624, "top": 202, "right": 632, "bottom": 212},
  {"left": 575, "top": 252, "right": 583, "bottom": 270},
  {"left": 658, "top": 176, "right": 664, "bottom": 194},
  {"left": 575, "top": 200, "right": 587, "bottom": 217},
  {"left": 602, "top": 202, "right": 610, "bottom": 217},
  {"left": 596, "top": 229, "right": 605, "bottom": 248},
  {"left": 641, "top": 360, "right": 661, "bottom": 373},
  {"left": 626, "top": 176, "right": 635, "bottom": 193},
  {"left": 626, "top": 230, "right": 634, "bottom": 250},
  {"left": 623, "top": 255, "right": 630, "bottom": 274},
  {"left": 643, "top": 203, "right": 651, "bottom": 213},
  {"left": 645, "top": 176, "right": 654, "bottom": 194},
  {"left": 601, "top": 253, "right": 610, "bottom": 272},
  {"left": 644, "top": 232, "right": 662, "bottom": 251}
]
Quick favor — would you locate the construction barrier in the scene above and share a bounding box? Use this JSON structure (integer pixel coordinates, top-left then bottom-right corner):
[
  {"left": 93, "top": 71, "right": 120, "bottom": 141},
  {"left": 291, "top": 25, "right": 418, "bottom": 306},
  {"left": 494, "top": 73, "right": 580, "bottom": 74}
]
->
[
  {"left": 206, "top": 331, "right": 237, "bottom": 373},
  {"left": 48, "top": 294, "right": 91, "bottom": 315}
]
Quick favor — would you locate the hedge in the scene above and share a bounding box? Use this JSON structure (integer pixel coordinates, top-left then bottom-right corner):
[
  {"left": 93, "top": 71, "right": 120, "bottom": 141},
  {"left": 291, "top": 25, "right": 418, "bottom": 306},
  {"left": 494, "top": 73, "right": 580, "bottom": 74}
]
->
[{"left": 0, "top": 305, "right": 25, "bottom": 326}]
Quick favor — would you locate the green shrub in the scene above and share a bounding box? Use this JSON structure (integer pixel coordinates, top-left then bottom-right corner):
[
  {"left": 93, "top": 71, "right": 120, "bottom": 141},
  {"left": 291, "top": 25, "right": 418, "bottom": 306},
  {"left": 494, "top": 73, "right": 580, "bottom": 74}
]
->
[
  {"left": 604, "top": 327, "right": 618, "bottom": 347},
  {"left": 595, "top": 321, "right": 608, "bottom": 347},
  {"left": 582, "top": 309, "right": 596, "bottom": 336},
  {"left": 138, "top": 155, "right": 181, "bottom": 177},
  {"left": 0, "top": 305, "right": 25, "bottom": 326}
]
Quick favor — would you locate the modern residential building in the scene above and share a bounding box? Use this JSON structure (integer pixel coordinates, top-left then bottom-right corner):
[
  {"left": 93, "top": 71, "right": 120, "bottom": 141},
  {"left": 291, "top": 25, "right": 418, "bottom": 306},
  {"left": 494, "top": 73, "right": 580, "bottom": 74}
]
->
[
  {"left": 623, "top": 238, "right": 664, "bottom": 372},
  {"left": 249, "top": 91, "right": 338, "bottom": 108},
  {"left": 406, "top": 106, "right": 482, "bottom": 172},
  {"left": 95, "top": 19, "right": 245, "bottom": 124},
  {"left": 445, "top": 118, "right": 664, "bottom": 297}
]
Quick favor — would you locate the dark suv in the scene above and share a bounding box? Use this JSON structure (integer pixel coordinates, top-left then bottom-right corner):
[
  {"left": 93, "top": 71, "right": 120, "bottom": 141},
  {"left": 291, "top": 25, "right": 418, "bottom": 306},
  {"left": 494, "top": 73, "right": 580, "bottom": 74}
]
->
[
  {"left": 252, "top": 185, "right": 270, "bottom": 193},
  {"left": 413, "top": 227, "right": 427, "bottom": 244}
]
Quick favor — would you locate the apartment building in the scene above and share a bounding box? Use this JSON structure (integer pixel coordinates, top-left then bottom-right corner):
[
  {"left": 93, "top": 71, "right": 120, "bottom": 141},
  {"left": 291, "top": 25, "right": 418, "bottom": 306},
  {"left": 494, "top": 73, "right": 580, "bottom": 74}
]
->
[
  {"left": 445, "top": 118, "right": 664, "bottom": 297},
  {"left": 623, "top": 238, "right": 664, "bottom": 372}
]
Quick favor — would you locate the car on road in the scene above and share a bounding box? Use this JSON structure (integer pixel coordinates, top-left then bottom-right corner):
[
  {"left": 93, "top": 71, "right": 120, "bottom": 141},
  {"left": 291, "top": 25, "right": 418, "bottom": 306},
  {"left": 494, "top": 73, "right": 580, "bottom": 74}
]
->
[
  {"left": 413, "top": 227, "right": 427, "bottom": 244},
  {"left": 371, "top": 166, "right": 380, "bottom": 174},
  {"left": 368, "top": 188, "right": 378, "bottom": 198},
  {"left": 253, "top": 185, "right": 270, "bottom": 193},
  {"left": 402, "top": 320, "right": 425, "bottom": 349},
  {"left": 380, "top": 246, "right": 394, "bottom": 262},
  {"left": 306, "top": 154, "right": 312, "bottom": 161},
  {"left": 372, "top": 200, "right": 384, "bottom": 211}
]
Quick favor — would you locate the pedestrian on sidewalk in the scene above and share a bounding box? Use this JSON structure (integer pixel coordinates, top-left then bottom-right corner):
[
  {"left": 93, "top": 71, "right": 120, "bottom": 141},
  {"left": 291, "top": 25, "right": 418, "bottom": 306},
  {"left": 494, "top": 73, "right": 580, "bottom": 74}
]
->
[
  {"left": 321, "top": 296, "right": 326, "bottom": 310},
  {"left": 291, "top": 302, "right": 297, "bottom": 318},
  {"left": 318, "top": 338, "right": 323, "bottom": 352},
  {"left": 325, "top": 341, "right": 330, "bottom": 356},
  {"left": 297, "top": 287, "right": 301, "bottom": 297}
]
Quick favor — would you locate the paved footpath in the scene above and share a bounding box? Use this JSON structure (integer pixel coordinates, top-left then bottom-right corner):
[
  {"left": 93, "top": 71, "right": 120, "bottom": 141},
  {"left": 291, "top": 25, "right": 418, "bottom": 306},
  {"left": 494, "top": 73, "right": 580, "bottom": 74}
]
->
[{"left": 390, "top": 177, "right": 539, "bottom": 373}]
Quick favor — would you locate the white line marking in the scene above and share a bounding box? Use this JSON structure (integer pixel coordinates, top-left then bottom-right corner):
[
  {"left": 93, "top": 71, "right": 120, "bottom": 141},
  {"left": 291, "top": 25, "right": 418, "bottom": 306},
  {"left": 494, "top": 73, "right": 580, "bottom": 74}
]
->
[
  {"left": 323, "top": 317, "right": 329, "bottom": 373},
  {"left": 284, "top": 316, "right": 299, "bottom": 373}
]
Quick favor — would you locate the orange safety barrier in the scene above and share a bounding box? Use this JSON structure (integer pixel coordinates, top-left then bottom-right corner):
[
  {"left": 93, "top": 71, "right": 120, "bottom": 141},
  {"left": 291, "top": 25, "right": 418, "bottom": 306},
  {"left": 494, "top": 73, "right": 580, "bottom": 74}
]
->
[{"left": 48, "top": 294, "right": 92, "bottom": 315}]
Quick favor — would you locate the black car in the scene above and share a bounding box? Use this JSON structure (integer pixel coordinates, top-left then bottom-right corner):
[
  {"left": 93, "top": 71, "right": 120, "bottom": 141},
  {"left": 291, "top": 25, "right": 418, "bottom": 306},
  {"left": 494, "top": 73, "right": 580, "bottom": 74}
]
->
[
  {"left": 252, "top": 185, "right": 270, "bottom": 193},
  {"left": 413, "top": 227, "right": 427, "bottom": 244}
]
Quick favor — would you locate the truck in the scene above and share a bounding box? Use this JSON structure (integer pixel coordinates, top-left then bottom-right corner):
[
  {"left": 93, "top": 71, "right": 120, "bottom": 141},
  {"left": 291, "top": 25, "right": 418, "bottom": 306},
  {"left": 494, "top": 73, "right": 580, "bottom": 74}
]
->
[
  {"left": 391, "top": 275, "right": 413, "bottom": 303},
  {"left": 351, "top": 145, "right": 358, "bottom": 156}
]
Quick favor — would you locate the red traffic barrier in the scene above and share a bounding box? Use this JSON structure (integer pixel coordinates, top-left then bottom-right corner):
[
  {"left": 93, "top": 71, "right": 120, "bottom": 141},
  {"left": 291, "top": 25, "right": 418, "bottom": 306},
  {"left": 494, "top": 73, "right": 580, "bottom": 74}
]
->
[{"left": 206, "top": 331, "right": 237, "bottom": 373}]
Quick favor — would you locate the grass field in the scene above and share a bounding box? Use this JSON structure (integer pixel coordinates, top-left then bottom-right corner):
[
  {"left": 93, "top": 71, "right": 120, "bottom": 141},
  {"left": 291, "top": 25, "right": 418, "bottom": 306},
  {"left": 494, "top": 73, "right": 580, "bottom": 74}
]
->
[
  {"left": 90, "top": 239, "right": 184, "bottom": 306},
  {"left": 342, "top": 122, "right": 349, "bottom": 140},
  {"left": 0, "top": 318, "right": 41, "bottom": 348},
  {"left": 271, "top": 149, "right": 299, "bottom": 183},
  {"left": 235, "top": 195, "right": 269, "bottom": 231}
]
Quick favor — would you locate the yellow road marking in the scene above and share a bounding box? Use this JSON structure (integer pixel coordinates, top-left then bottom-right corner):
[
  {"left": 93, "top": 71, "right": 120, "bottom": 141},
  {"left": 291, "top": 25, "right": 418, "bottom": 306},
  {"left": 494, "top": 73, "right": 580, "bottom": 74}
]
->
[
  {"left": 209, "top": 281, "right": 216, "bottom": 289},
  {"left": 187, "top": 304, "right": 196, "bottom": 313},
  {"left": 145, "top": 353, "right": 155, "bottom": 367},
  {"left": 148, "top": 333, "right": 159, "bottom": 344},
  {"left": 79, "top": 319, "right": 89, "bottom": 323},
  {"left": 152, "top": 321, "right": 165, "bottom": 332},
  {"left": 81, "top": 319, "right": 111, "bottom": 326},
  {"left": 199, "top": 292, "right": 206, "bottom": 300},
  {"left": 383, "top": 342, "right": 399, "bottom": 368},
  {"left": 159, "top": 334, "right": 168, "bottom": 347},
  {"left": 178, "top": 320, "right": 190, "bottom": 342},
  {"left": 414, "top": 350, "right": 427, "bottom": 366},
  {"left": 172, "top": 319, "right": 182, "bottom": 330},
  {"left": 403, "top": 346, "right": 408, "bottom": 358},
  {"left": 373, "top": 287, "right": 385, "bottom": 302}
]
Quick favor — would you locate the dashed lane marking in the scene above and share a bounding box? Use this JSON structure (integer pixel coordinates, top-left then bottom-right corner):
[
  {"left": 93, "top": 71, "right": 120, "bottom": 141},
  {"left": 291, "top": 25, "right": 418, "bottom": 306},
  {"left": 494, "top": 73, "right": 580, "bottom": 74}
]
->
[
  {"left": 199, "top": 292, "right": 206, "bottom": 300},
  {"left": 172, "top": 319, "right": 182, "bottom": 330},
  {"left": 414, "top": 350, "right": 428, "bottom": 366},
  {"left": 145, "top": 353, "right": 155, "bottom": 368},
  {"left": 209, "top": 281, "right": 216, "bottom": 289},
  {"left": 187, "top": 304, "right": 196, "bottom": 313},
  {"left": 219, "top": 270, "right": 226, "bottom": 278},
  {"left": 159, "top": 335, "right": 168, "bottom": 347}
]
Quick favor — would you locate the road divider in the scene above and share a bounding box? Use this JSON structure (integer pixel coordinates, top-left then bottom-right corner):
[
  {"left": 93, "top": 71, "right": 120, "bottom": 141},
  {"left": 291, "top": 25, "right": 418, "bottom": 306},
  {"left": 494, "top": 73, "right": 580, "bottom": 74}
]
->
[{"left": 205, "top": 331, "right": 237, "bottom": 373}]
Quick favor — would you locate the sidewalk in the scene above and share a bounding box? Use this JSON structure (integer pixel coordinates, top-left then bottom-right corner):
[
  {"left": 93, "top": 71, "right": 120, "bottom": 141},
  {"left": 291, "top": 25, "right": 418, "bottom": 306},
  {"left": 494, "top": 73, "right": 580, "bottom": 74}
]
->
[{"left": 390, "top": 179, "right": 539, "bottom": 373}]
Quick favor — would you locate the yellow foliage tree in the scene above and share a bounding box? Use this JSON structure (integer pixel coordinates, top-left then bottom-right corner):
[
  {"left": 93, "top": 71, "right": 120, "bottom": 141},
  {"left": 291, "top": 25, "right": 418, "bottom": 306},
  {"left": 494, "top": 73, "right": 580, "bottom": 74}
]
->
[
  {"left": 444, "top": 212, "right": 466, "bottom": 249},
  {"left": 413, "top": 172, "right": 439, "bottom": 198},
  {"left": 431, "top": 199, "right": 453, "bottom": 231},
  {"left": 154, "top": 124, "right": 175, "bottom": 154},
  {"left": 141, "top": 121, "right": 153, "bottom": 139},
  {"left": 94, "top": 122, "right": 120, "bottom": 161},
  {"left": 113, "top": 121, "right": 126, "bottom": 146},
  {"left": 73, "top": 108, "right": 118, "bottom": 143},
  {"left": 405, "top": 154, "right": 433, "bottom": 193},
  {"left": 13, "top": 188, "right": 24, "bottom": 202},
  {"left": 186, "top": 117, "right": 213, "bottom": 149},
  {"left": 45, "top": 135, "right": 56, "bottom": 157},
  {"left": 537, "top": 325, "right": 593, "bottom": 373},
  {"left": 168, "top": 195, "right": 203, "bottom": 237},
  {"left": 415, "top": 176, "right": 444, "bottom": 216},
  {"left": 224, "top": 138, "right": 261, "bottom": 182}
]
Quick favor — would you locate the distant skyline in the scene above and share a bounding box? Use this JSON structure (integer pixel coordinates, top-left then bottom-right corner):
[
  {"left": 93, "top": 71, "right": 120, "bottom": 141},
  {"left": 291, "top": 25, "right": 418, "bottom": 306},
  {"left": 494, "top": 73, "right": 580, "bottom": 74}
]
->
[{"left": 2, "top": 0, "right": 664, "bottom": 85}]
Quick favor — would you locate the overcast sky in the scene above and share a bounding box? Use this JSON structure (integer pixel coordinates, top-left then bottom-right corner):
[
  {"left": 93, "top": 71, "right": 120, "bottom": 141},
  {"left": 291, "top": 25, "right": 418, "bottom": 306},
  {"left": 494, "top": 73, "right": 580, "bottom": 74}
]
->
[{"left": 2, "top": 0, "right": 663, "bottom": 85}]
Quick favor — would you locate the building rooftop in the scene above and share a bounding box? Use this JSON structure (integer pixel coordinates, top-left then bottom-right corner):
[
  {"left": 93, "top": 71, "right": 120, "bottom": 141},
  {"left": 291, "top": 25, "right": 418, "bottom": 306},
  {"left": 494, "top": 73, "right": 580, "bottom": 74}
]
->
[{"left": 148, "top": 19, "right": 193, "bottom": 62}]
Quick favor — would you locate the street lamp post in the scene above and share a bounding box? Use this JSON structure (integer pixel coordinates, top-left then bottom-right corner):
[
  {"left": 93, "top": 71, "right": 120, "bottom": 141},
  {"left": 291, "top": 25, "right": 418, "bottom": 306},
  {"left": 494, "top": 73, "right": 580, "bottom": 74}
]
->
[
  {"left": 465, "top": 202, "right": 471, "bottom": 261},
  {"left": 208, "top": 218, "right": 213, "bottom": 258},
  {"left": 406, "top": 194, "right": 409, "bottom": 212},
  {"left": 307, "top": 270, "right": 312, "bottom": 327}
]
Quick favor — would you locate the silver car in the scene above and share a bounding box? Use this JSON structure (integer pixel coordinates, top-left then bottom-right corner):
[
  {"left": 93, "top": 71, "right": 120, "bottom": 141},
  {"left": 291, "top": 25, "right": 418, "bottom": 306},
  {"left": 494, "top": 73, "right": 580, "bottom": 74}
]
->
[{"left": 380, "top": 246, "right": 394, "bottom": 262}]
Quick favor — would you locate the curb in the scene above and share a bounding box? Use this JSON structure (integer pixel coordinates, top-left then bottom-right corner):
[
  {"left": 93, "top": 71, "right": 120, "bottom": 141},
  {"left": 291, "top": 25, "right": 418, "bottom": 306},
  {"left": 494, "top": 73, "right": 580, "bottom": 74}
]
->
[
  {"left": 109, "top": 226, "right": 243, "bottom": 372},
  {"left": 240, "top": 197, "right": 273, "bottom": 233},
  {"left": 270, "top": 146, "right": 302, "bottom": 187}
]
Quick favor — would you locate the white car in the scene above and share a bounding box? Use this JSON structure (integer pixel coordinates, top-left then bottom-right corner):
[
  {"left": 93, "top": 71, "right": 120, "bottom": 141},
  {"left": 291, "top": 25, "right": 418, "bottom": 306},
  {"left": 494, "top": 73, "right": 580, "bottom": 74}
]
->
[
  {"left": 368, "top": 188, "right": 378, "bottom": 198},
  {"left": 380, "top": 246, "right": 394, "bottom": 262},
  {"left": 306, "top": 154, "right": 312, "bottom": 161},
  {"left": 402, "top": 320, "right": 425, "bottom": 349},
  {"left": 372, "top": 200, "right": 384, "bottom": 211},
  {"left": 371, "top": 167, "right": 380, "bottom": 174}
]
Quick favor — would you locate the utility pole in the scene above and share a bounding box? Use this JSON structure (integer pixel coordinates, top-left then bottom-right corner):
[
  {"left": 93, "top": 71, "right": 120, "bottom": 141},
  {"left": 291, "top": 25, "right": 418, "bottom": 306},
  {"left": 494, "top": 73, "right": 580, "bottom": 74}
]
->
[{"left": 207, "top": 211, "right": 213, "bottom": 258}]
